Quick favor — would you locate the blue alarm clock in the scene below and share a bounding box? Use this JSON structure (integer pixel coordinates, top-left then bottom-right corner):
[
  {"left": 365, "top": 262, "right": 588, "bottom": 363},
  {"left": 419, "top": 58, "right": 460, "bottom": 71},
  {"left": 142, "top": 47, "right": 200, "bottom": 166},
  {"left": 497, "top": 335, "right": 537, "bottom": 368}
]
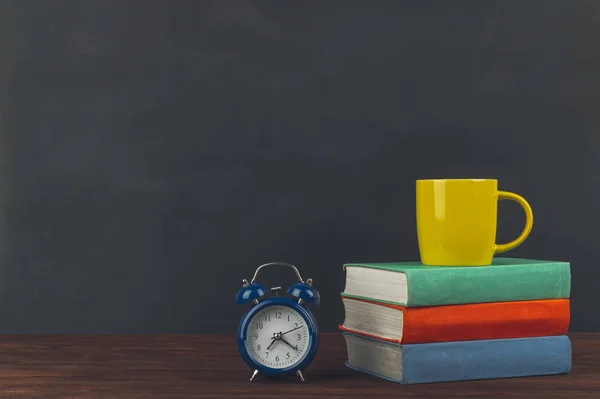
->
[{"left": 236, "top": 262, "right": 320, "bottom": 382}]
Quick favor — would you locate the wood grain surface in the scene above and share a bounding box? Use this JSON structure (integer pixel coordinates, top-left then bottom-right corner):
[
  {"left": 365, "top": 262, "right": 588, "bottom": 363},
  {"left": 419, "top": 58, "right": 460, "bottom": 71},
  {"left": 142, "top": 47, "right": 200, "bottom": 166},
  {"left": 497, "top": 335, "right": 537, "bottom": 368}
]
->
[{"left": 0, "top": 333, "right": 597, "bottom": 398}]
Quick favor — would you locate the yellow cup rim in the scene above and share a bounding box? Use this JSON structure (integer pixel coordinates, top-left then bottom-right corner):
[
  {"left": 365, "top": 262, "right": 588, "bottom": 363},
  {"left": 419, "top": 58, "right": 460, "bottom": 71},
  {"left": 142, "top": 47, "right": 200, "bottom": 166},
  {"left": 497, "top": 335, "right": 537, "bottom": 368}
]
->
[{"left": 416, "top": 178, "right": 497, "bottom": 183}]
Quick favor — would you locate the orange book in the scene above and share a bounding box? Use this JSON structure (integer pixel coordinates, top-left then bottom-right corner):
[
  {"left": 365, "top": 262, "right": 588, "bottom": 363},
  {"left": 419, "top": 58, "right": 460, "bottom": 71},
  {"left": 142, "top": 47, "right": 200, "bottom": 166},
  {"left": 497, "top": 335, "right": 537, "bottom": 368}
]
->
[{"left": 339, "top": 296, "right": 570, "bottom": 344}]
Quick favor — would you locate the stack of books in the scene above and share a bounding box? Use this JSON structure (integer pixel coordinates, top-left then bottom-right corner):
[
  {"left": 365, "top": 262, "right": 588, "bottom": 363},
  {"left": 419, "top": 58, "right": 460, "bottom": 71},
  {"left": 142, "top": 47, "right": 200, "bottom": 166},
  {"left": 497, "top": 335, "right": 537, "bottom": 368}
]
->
[{"left": 339, "top": 257, "right": 572, "bottom": 384}]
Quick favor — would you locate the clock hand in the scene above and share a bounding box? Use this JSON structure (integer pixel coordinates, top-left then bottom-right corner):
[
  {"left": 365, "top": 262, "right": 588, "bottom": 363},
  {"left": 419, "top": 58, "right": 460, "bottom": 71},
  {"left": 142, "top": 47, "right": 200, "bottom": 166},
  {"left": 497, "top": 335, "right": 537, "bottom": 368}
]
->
[
  {"left": 279, "top": 336, "right": 297, "bottom": 351},
  {"left": 266, "top": 335, "right": 278, "bottom": 350},
  {"left": 280, "top": 325, "right": 303, "bottom": 336}
]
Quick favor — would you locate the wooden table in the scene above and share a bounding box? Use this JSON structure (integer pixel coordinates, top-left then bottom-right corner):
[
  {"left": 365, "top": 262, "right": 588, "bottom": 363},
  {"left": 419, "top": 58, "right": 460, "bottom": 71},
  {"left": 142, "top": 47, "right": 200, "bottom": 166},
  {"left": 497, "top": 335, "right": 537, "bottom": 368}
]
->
[{"left": 0, "top": 333, "right": 597, "bottom": 398}]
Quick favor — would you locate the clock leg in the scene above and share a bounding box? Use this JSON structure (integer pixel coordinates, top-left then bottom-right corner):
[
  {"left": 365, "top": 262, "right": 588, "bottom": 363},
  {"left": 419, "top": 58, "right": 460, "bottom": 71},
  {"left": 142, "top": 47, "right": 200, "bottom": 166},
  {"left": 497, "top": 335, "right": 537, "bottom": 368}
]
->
[
  {"left": 296, "top": 370, "right": 306, "bottom": 382},
  {"left": 250, "top": 369, "right": 259, "bottom": 382}
]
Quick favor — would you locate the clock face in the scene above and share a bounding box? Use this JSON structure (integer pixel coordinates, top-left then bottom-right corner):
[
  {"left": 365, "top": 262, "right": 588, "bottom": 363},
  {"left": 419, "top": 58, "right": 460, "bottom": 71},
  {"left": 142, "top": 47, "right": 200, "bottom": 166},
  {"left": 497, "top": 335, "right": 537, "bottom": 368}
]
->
[{"left": 244, "top": 304, "right": 311, "bottom": 369}]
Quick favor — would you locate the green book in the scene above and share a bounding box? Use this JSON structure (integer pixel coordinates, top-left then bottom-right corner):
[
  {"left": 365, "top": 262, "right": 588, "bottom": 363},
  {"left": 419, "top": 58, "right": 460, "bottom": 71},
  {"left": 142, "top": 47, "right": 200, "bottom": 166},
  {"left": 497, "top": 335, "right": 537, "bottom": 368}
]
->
[{"left": 341, "top": 257, "right": 570, "bottom": 307}]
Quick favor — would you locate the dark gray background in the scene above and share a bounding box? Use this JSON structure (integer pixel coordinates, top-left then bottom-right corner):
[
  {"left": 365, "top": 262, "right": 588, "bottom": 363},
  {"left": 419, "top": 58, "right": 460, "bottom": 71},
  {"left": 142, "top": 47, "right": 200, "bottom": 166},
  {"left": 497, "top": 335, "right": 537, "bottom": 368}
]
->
[{"left": 0, "top": 0, "right": 598, "bottom": 333}]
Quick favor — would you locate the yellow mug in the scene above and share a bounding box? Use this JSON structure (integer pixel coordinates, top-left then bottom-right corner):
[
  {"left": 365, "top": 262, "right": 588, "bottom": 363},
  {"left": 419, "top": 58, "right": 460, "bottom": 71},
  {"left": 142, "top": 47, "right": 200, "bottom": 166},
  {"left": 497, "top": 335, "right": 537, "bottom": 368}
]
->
[{"left": 416, "top": 178, "right": 533, "bottom": 266}]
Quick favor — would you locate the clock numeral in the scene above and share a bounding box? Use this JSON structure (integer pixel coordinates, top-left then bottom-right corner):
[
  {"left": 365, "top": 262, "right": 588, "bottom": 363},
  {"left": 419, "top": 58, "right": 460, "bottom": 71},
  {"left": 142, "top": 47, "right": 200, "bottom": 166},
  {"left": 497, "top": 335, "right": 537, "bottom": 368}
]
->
[
  {"left": 257, "top": 344, "right": 261, "bottom": 351},
  {"left": 294, "top": 323, "right": 298, "bottom": 328},
  {"left": 286, "top": 352, "right": 290, "bottom": 359},
  {"left": 264, "top": 314, "right": 270, "bottom": 322},
  {"left": 253, "top": 333, "right": 258, "bottom": 339},
  {"left": 297, "top": 333, "right": 301, "bottom": 341},
  {"left": 275, "top": 355, "right": 279, "bottom": 362},
  {"left": 257, "top": 322, "right": 263, "bottom": 329},
  {"left": 265, "top": 351, "right": 269, "bottom": 358},
  {"left": 288, "top": 314, "right": 290, "bottom": 321},
  {"left": 275, "top": 311, "right": 282, "bottom": 319}
]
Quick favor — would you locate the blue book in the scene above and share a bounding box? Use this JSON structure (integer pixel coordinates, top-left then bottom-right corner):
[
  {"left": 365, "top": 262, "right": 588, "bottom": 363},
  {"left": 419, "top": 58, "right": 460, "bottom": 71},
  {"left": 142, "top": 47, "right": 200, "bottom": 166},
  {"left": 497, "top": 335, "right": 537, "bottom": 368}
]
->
[{"left": 343, "top": 332, "right": 572, "bottom": 384}]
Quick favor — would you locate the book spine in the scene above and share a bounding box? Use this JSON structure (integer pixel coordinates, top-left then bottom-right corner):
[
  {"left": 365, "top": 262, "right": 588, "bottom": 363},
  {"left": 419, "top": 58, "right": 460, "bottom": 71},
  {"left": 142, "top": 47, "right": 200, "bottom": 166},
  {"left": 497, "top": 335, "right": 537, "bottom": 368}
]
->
[
  {"left": 401, "top": 298, "right": 570, "bottom": 344},
  {"left": 339, "top": 296, "right": 570, "bottom": 344},
  {"left": 407, "top": 262, "right": 571, "bottom": 306},
  {"left": 401, "top": 335, "right": 572, "bottom": 384}
]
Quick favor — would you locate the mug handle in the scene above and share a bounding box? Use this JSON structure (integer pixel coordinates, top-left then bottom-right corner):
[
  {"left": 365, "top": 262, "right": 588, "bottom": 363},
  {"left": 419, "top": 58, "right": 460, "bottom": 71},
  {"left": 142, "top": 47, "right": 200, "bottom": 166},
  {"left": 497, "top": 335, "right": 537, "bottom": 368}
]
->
[{"left": 494, "top": 191, "right": 534, "bottom": 254}]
